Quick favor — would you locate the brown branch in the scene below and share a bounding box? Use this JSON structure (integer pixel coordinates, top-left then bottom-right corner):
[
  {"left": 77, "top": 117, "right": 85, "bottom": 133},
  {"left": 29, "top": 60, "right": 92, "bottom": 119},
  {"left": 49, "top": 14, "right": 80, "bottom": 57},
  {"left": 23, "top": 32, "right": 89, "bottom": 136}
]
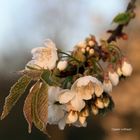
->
[{"left": 107, "top": 0, "right": 136, "bottom": 43}]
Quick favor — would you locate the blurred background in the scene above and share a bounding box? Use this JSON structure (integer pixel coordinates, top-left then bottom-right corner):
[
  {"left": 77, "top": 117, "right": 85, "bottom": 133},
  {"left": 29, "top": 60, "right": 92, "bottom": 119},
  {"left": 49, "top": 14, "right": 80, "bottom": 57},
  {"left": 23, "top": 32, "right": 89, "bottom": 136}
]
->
[{"left": 0, "top": 0, "right": 140, "bottom": 140}]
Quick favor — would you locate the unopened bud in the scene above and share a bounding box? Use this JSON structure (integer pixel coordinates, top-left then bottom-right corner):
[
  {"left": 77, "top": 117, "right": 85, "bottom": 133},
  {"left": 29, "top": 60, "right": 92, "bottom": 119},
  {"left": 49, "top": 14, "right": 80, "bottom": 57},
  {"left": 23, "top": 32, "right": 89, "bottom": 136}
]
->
[
  {"left": 79, "top": 115, "right": 86, "bottom": 125},
  {"left": 89, "top": 48, "right": 94, "bottom": 56},
  {"left": 88, "top": 40, "right": 95, "bottom": 47},
  {"left": 91, "top": 105, "right": 99, "bottom": 115},
  {"left": 103, "top": 97, "right": 110, "bottom": 107},
  {"left": 86, "top": 47, "right": 90, "bottom": 52},
  {"left": 57, "top": 60, "right": 68, "bottom": 71},
  {"left": 95, "top": 98, "right": 104, "bottom": 109}
]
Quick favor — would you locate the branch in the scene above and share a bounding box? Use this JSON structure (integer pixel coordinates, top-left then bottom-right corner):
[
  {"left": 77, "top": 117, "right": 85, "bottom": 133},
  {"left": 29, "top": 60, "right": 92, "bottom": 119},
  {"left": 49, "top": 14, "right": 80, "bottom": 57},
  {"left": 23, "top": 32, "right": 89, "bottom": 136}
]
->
[{"left": 107, "top": 0, "right": 136, "bottom": 43}]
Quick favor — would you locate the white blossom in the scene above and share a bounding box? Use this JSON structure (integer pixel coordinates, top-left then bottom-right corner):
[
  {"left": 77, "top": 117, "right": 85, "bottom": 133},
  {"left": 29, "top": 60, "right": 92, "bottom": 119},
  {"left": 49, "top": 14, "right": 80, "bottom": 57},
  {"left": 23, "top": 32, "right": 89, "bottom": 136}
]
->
[
  {"left": 59, "top": 76, "right": 103, "bottom": 112},
  {"left": 57, "top": 60, "right": 68, "bottom": 71},
  {"left": 47, "top": 86, "right": 67, "bottom": 130},
  {"left": 121, "top": 61, "right": 133, "bottom": 76},
  {"left": 109, "top": 71, "right": 119, "bottom": 86},
  {"left": 26, "top": 39, "right": 58, "bottom": 70}
]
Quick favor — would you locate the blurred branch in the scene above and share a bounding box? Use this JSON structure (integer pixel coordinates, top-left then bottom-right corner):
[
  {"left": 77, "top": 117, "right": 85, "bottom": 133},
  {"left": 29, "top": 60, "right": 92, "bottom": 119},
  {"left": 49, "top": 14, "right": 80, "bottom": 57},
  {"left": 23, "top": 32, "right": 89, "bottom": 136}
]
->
[{"left": 107, "top": 0, "right": 136, "bottom": 43}]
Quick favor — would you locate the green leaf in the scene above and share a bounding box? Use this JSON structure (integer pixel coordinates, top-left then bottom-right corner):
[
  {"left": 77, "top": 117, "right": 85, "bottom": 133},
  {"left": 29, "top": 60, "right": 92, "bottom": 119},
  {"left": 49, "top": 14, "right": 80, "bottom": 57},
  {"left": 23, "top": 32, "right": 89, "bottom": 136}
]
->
[
  {"left": 113, "top": 12, "right": 131, "bottom": 25},
  {"left": 31, "top": 81, "right": 49, "bottom": 135},
  {"left": 23, "top": 82, "right": 40, "bottom": 133},
  {"left": 1, "top": 75, "right": 31, "bottom": 120}
]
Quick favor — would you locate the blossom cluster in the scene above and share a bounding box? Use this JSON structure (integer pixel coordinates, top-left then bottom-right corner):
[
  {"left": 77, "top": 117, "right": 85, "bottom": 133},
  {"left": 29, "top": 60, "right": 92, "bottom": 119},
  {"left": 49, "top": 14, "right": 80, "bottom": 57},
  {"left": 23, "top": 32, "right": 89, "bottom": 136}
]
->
[{"left": 24, "top": 36, "right": 132, "bottom": 131}]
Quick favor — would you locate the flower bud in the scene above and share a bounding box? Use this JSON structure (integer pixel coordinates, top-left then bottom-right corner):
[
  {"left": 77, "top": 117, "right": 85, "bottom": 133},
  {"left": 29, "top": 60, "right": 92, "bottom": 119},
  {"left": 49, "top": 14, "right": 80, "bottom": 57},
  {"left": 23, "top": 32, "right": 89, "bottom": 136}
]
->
[
  {"left": 121, "top": 60, "right": 133, "bottom": 76},
  {"left": 86, "top": 47, "right": 90, "bottom": 52},
  {"left": 57, "top": 60, "right": 68, "bottom": 71},
  {"left": 81, "top": 48, "right": 86, "bottom": 54},
  {"left": 79, "top": 115, "right": 86, "bottom": 125},
  {"left": 108, "top": 71, "right": 119, "bottom": 86},
  {"left": 89, "top": 48, "right": 94, "bottom": 56},
  {"left": 95, "top": 98, "right": 104, "bottom": 109},
  {"left": 91, "top": 105, "right": 99, "bottom": 115},
  {"left": 80, "top": 107, "right": 89, "bottom": 117},
  {"left": 88, "top": 40, "right": 95, "bottom": 47},
  {"left": 77, "top": 41, "right": 86, "bottom": 48},
  {"left": 103, "top": 79, "right": 112, "bottom": 93},
  {"left": 117, "top": 66, "right": 122, "bottom": 76},
  {"left": 103, "top": 97, "right": 110, "bottom": 107},
  {"left": 66, "top": 110, "right": 78, "bottom": 124}
]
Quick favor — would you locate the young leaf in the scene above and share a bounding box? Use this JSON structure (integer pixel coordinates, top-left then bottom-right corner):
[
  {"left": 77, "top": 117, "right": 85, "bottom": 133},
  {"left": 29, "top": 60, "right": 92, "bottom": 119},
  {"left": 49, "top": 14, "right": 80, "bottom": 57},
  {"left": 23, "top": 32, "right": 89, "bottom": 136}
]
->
[
  {"left": 31, "top": 82, "right": 49, "bottom": 135},
  {"left": 113, "top": 12, "right": 131, "bottom": 25},
  {"left": 1, "top": 75, "right": 31, "bottom": 120},
  {"left": 23, "top": 81, "right": 40, "bottom": 133},
  {"left": 19, "top": 69, "right": 42, "bottom": 80},
  {"left": 41, "top": 70, "right": 59, "bottom": 86}
]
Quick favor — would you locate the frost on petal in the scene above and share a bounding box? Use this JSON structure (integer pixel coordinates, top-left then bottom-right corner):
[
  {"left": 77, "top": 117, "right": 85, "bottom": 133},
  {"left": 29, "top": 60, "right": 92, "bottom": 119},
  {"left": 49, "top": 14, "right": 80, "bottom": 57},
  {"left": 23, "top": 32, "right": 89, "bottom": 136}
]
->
[
  {"left": 122, "top": 61, "right": 133, "bottom": 76},
  {"left": 109, "top": 71, "right": 119, "bottom": 86},
  {"left": 66, "top": 111, "right": 78, "bottom": 124},
  {"left": 58, "top": 91, "right": 75, "bottom": 104},
  {"left": 48, "top": 105, "right": 64, "bottom": 124},
  {"left": 94, "top": 83, "right": 103, "bottom": 97},
  {"left": 70, "top": 94, "right": 85, "bottom": 111}
]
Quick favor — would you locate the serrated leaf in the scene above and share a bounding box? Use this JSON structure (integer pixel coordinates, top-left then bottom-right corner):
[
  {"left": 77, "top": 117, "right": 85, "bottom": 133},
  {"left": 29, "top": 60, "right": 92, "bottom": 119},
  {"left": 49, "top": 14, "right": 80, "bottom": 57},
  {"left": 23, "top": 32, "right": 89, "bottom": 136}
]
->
[
  {"left": 41, "top": 70, "right": 59, "bottom": 86},
  {"left": 31, "top": 82, "right": 49, "bottom": 135},
  {"left": 23, "top": 81, "right": 40, "bottom": 133},
  {"left": 1, "top": 75, "right": 31, "bottom": 120},
  {"left": 19, "top": 69, "right": 42, "bottom": 80},
  {"left": 113, "top": 12, "right": 131, "bottom": 25}
]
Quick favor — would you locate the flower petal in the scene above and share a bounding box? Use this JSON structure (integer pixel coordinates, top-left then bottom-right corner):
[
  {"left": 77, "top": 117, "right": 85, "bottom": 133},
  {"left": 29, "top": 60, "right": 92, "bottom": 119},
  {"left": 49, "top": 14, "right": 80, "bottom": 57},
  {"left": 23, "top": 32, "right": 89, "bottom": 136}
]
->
[
  {"left": 58, "top": 90, "right": 75, "bottom": 104},
  {"left": 66, "top": 111, "right": 78, "bottom": 124},
  {"left": 70, "top": 94, "right": 85, "bottom": 111},
  {"left": 94, "top": 83, "right": 103, "bottom": 97},
  {"left": 48, "top": 105, "right": 64, "bottom": 124},
  {"left": 109, "top": 71, "right": 119, "bottom": 86}
]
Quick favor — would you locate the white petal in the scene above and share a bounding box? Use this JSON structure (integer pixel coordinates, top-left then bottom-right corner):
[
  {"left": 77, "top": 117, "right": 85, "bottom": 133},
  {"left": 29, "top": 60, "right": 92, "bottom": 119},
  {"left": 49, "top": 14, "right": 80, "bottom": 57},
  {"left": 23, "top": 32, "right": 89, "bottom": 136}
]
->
[
  {"left": 122, "top": 61, "right": 133, "bottom": 76},
  {"left": 28, "top": 39, "right": 58, "bottom": 70},
  {"left": 70, "top": 94, "right": 85, "bottom": 111},
  {"left": 58, "top": 90, "right": 75, "bottom": 104},
  {"left": 66, "top": 111, "right": 78, "bottom": 123},
  {"left": 58, "top": 116, "right": 66, "bottom": 130},
  {"left": 73, "top": 76, "right": 99, "bottom": 87},
  {"left": 94, "top": 83, "right": 103, "bottom": 97},
  {"left": 48, "top": 86, "right": 61, "bottom": 104},
  {"left": 109, "top": 71, "right": 119, "bottom": 86},
  {"left": 76, "top": 85, "right": 93, "bottom": 100},
  {"left": 48, "top": 105, "right": 65, "bottom": 124},
  {"left": 103, "top": 80, "right": 112, "bottom": 93}
]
